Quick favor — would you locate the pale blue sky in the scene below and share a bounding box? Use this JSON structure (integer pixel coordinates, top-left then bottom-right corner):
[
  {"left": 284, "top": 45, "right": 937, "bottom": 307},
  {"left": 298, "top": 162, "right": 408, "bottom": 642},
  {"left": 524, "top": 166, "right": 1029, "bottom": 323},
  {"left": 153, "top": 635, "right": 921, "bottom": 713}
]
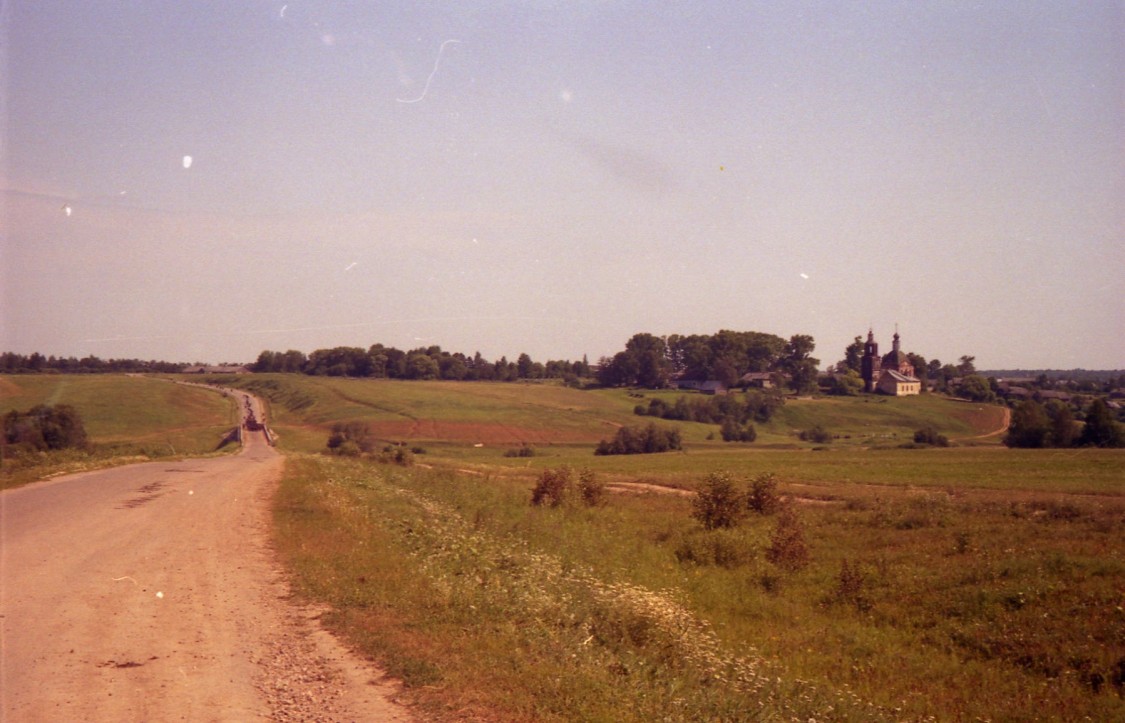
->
[{"left": 2, "top": 1, "right": 1122, "bottom": 368}]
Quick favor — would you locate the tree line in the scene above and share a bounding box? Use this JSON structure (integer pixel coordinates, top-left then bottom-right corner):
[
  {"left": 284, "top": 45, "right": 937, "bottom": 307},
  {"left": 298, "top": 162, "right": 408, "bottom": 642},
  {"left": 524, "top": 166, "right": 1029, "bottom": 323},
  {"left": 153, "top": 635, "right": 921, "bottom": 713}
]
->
[
  {"left": 252, "top": 345, "right": 592, "bottom": 383},
  {"left": 1005, "top": 398, "right": 1124, "bottom": 448},
  {"left": 596, "top": 330, "right": 819, "bottom": 392},
  {"left": 0, "top": 352, "right": 185, "bottom": 375}
]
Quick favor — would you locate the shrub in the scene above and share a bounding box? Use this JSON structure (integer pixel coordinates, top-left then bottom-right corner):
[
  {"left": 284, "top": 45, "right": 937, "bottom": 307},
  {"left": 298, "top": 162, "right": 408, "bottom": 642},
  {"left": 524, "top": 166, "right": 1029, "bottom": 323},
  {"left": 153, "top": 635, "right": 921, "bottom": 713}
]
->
[
  {"left": 2, "top": 404, "right": 88, "bottom": 452},
  {"left": 377, "top": 443, "right": 414, "bottom": 466},
  {"left": 747, "top": 472, "right": 780, "bottom": 515},
  {"left": 326, "top": 421, "right": 376, "bottom": 454},
  {"left": 799, "top": 425, "right": 832, "bottom": 444},
  {"left": 674, "top": 529, "right": 753, "bottom": 569},
  {"left": 720, "top": 417, "right": 757, "bottom": 443},
  {"left": 576, "top": 468, "right": 605, "bottom": 507},
  {"left": 827, "top": 559, "right": 871, "bottom": 612},
  {"left": 531, "top": 466, "right": 572, "bottom": 507},
  {"left": 766, "top": 506, "right": 809, "bottom": 571},
  {"left": 691, "top": 471, "right": 745, "bottom": 530},
  {"left": 913, "top": 426, "right": 949, "bottom": 447},
  {"left": 504, "top": 445, "right": 536, "bottom": 458},
  {"left": 595, "top": 423, "right": 682, "bottom": 456}
]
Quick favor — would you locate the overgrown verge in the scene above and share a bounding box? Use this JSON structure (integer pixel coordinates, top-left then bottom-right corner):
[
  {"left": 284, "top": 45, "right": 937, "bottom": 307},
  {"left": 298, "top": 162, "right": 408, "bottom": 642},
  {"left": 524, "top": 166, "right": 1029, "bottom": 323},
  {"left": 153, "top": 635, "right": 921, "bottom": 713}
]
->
[
  {"left": 272, "top": 455, "right": 867, "bottom": 721},
  {"left": 273, "top": 454, "right": 1125, "bottom": 721}
]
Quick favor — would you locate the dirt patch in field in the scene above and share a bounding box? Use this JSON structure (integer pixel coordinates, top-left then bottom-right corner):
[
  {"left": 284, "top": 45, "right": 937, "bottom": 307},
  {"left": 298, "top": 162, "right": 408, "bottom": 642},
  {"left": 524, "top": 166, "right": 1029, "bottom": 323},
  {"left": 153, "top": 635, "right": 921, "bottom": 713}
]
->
[
  {"left": 0, "top": 377, "right": 25, "bottom": 397},
  {"left": 369, "top": 420, "right": 604, "bottom": 445}
]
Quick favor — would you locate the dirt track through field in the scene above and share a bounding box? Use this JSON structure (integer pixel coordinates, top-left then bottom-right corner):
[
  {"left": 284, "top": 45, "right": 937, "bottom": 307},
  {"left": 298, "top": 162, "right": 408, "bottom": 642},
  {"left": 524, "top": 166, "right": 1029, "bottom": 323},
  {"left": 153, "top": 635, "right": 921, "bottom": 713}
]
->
[{"left": 1, "top": 390, "right": 412, "bottom": 722}]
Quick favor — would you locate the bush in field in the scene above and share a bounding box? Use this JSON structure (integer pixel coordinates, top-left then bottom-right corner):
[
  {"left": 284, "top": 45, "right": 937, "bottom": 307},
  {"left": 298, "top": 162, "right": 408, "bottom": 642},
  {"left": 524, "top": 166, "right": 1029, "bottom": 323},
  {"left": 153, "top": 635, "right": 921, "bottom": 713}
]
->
[
  {"left": 325, "top": 421, "right": 376, "bottom": 455},
  {"left": 747, "top": 472, "right": 781, "bottom": 515},
  {"left": 2, "top": 405, "right": 88, "bottom": 452},
  {"left": 913, "top": 426, "right": 949, "bottom": 447},
  {"left": 532, "top": 466, "right": 602, "bottom": 508},
  {"left": 636, "top": 390, "right": 784, "bottom": 424},
  {"left": 674, "top": 529, "right": 753, "bottom": 569},
  {"left": 376, "top": 443, "right": 414, "bottom": 466},
  {"left": 799, "top": 425, "right": 832, "bottom": 444},
  {"left": 766, "top": 505, "right": 809, "bottom": 571},
  {"left": 595, "top": 423, "right": 682, "bottom": 456},
  {"left": 826, "top": 559, "right": 871, "bottom": 612},
  {"left": 691, "top": 471, "right": 745, "bottom": 530},
  {"left": 504, "top": 444, "right": 537, "bottom": 458},
  {"left": 576, "top": 468, "right": 605, "bottom": 507},
  {"left": 531, "top": 466, "right": 571, "bottom": 507},
  {"left": 720, "top": 417, "right": 757, "bottom": 443}
]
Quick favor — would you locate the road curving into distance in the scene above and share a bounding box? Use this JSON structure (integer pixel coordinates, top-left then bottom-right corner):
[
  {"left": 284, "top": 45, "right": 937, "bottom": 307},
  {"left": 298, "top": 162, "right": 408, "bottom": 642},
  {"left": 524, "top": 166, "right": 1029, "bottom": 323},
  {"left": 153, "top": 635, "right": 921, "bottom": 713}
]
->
[{"left": 1, "top": 386, "right": 411, "bottom": 721}]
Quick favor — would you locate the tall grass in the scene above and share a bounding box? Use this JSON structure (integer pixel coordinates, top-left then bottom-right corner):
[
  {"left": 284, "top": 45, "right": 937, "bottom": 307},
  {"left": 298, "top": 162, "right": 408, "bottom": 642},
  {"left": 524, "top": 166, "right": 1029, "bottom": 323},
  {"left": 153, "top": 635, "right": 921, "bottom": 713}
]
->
[{"left": 275, "top": 454, "right": 1125, "bottom": 721}]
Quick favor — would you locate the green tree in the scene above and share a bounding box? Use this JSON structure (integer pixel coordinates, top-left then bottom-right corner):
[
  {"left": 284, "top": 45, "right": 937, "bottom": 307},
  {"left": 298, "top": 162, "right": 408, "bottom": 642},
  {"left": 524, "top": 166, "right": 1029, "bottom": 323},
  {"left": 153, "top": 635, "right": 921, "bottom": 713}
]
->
[
  {"left": 1004, "top": 400, "right": 1050, "bottom": 448},
  {"left": 1078, "top": 399, "right": 1125, "bottom": 448},
  {"left": 827, "top": 369, "right": 863, "bottom": 396},
  {"left": 516, "top": 353, "right": 535, "bottom": 379},
  {"left": 782, "top": 334, "right": 820, "bottom": 394},
  {"left": 841, "top": 336, "right": 863, "bottom": 373},
  {"left": 957, "top": 374, "right": 995, "bottom": 402},
  {"left": 957, "top": 355, "right": 976, "bottom": 375},
  {"left": 1045, "top": 400, "right": 1077, "bottom": 448},
  {"left": 625, "top": 333, "right": 671, "bottom": 388},
  {"left": 405, "top": 352, "right": 440, "bottom": 380}
]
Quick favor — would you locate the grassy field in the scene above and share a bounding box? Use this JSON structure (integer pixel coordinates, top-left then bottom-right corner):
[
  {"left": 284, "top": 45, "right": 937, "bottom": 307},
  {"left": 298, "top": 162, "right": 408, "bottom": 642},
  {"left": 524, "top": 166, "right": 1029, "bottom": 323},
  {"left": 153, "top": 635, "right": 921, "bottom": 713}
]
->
[
  {"left": 201, "top": 373, "right": 1006, "bottom": 452},
  {"left": 1, "top": 374, "right": 238, "bottom": 489},
  {"left": 243, "top": 376, "right": 1124, "bottom": 720}
]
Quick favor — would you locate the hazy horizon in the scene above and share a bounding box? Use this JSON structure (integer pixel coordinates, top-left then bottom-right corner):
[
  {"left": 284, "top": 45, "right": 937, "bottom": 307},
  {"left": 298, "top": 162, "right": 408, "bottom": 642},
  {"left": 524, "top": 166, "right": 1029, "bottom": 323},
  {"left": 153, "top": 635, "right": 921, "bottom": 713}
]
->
[{"left": 2, "top": 2, "right": 1122, "bottom": 369}]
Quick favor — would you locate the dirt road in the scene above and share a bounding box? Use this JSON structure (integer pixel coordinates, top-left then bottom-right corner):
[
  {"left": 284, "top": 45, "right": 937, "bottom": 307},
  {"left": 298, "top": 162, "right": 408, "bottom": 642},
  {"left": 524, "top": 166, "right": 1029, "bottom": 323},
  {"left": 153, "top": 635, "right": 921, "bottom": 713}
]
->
[{"left": 1, "top": 391, "right": 412, "bottom": 722}]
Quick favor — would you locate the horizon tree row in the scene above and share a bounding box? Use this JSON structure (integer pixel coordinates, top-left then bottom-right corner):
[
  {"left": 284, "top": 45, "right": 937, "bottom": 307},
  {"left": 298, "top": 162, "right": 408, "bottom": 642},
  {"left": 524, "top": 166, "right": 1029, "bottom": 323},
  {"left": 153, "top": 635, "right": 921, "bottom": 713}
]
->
[
  {"left": 0, "top": 352, "right": 185, "bottom": 375},
  {"left": 251, "top": 345, "right": 592, "bottom": 382},
  {"left": 596, "top": 330, "right": 820, "bottom": 392}
]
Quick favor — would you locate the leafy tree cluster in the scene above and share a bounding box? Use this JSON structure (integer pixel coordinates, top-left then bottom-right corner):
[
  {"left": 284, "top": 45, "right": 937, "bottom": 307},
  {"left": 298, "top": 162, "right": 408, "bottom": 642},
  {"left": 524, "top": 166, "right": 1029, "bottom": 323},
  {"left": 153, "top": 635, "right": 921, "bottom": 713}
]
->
[
  {"left": 597, "top": 330, "right": 818, "bottom": 392},
  {"left": 913, "top": 426, "right": 950, "bottom": 447},
  {"left": 594, "top": 423, "right": 682, "bottom": 456},
  {"left": 3, "top": 405, "right": 88, "bottom": 452},
  {"left": 0, "top": 352, "right": 185, "bottom": 374},
  {"left": 634, "top": 390, "right": 783, "bottom": 425},
  {"left": 325, "top": 421, "right": 377, "bottom": 456},
  {"left": 1005, "top": 398, "right": 1123, "bottom": 448},
  {"left": 253, "top": 345, "right": 590, "bottom": 383},
  {"left": 955, "top": 374, "right": 996, "bottom": 402}
]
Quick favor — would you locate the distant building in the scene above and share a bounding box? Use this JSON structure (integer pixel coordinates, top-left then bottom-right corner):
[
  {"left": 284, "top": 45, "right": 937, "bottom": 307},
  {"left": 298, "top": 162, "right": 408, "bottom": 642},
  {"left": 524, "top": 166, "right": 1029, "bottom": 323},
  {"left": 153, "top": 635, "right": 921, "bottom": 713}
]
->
[
  {"left": 877, "top": 369, "right": 922, "bottom": 396},
  {"left": 740, "top": 372, "right": 774, "bottom": 389},
  {"left": 861, "top": 329, "right": 920, "bottom": 396},
  {"left": 182, "top": 365, "right": 250, "bottom": 374}
]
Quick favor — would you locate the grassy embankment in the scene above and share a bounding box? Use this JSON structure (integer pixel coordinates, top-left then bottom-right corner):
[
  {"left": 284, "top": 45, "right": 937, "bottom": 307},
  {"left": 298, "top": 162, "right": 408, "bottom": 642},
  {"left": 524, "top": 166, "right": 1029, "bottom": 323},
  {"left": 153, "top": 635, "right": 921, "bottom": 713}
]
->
[
  {"left": 208, "top": 374, "right": 1123, "bottom": 720},
  {"left": 0, "top": 374, "right": 238, "bottom": 489}
]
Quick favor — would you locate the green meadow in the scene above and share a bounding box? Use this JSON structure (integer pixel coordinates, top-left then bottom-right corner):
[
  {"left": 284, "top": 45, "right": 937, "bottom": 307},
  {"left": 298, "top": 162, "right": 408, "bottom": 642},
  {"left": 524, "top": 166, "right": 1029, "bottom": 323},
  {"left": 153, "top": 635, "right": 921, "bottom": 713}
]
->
[
  {"left": 0, "top": 374, "right": 237, "bottom": 488},
  {"left": 198, "top": 374, "right": 1124, "bottom": 720}
]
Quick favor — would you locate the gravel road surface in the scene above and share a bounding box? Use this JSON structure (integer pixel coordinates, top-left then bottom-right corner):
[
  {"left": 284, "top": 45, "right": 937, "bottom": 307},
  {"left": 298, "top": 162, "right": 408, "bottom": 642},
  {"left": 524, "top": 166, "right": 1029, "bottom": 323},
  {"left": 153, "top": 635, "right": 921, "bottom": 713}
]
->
[{"left": 1, "top": 390, "right": 412, "bottom": 722}]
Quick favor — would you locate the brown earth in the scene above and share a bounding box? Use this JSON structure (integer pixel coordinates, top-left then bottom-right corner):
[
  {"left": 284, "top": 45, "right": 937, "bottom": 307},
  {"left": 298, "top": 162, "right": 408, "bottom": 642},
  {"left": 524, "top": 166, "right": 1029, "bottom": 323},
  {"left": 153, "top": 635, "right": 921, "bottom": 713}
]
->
[
  {"left": 365, "top": 419, "right": 610, "bottom": 445},
  {"left": 0, "top": 390, "right": 413, "bottom": 722}
]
